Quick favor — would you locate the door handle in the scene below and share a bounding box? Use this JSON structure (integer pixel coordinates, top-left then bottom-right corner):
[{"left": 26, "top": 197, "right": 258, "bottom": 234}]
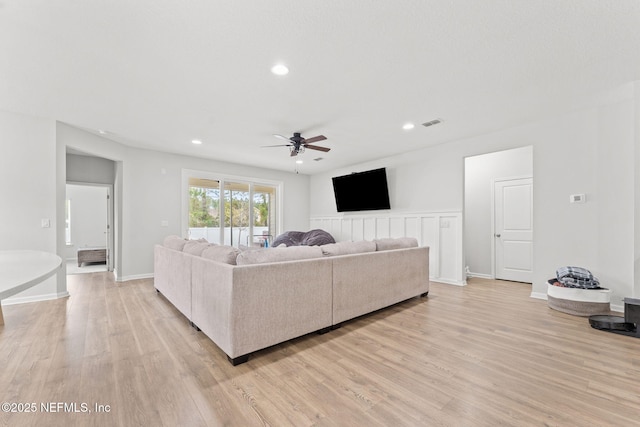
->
[{"left": 495, "top": 234, "right": 501, "bottom": 238}]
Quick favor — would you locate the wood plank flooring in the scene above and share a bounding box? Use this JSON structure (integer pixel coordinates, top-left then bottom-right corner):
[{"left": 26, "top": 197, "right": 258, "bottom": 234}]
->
[{"left": 1, "top": 274, "right": 639, "bottom": 426}]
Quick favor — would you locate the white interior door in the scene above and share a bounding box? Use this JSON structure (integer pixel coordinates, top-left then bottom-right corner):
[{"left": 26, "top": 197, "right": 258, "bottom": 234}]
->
[{"left": 494, "top": 178, "right": 533, "bottom": 283}]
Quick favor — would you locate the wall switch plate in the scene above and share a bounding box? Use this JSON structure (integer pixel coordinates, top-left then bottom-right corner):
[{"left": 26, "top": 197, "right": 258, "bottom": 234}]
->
[
  {"left": 41, "top": 218, "right": 51, "bottom": 228},
  {"left": 161, "top": 220, "right": 169, "bottom": 227}
]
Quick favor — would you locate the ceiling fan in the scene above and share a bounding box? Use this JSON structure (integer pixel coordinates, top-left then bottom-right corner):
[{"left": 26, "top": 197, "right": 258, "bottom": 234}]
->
[{"left": 264, "top": 132, "right": 330, "bottom": 157}]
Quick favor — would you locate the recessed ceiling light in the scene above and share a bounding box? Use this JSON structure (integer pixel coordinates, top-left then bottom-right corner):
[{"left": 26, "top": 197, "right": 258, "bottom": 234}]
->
[
  {"left": 295, "top": 159, "right": 303, "bottom": 164},
  {"left": 271, "top": 64, "right": 289, "bottom": 76},
  {"left": 402, "top": 123, "right": 415, "bottom": 130},
  {"left": 191, "top": 139, "right": 202, "bottom": 145}
]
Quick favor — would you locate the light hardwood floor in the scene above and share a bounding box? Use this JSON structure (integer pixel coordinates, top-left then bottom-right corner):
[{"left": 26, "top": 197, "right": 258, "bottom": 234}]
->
[{"left": 1, "top": 274, "right": 639, "bottom": 427}]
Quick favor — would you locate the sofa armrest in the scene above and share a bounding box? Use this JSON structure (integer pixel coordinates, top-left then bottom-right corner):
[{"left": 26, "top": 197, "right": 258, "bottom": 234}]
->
[{"left": 154, "top": 245, "right": 193, "bottom": 320}]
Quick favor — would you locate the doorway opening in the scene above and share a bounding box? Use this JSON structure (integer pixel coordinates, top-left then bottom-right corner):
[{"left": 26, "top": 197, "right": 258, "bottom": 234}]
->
[
  {"left": 65, "top": 183, "right": 113, "bottom": 274},
  {"left": 464, "top": 146, "right": 533, "bottom": 283}
]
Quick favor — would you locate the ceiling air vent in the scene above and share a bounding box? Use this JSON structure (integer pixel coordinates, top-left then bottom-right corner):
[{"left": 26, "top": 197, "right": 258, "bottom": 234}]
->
[{"left": 422, "top": 119, "right": 442, "bottom": 128}]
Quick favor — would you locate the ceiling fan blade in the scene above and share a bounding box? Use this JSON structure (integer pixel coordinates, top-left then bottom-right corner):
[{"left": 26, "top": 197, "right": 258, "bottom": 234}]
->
[
  {"left": 261, "top": 144, "right": 292, "bottom": 148},
  {"left": 273, "top": 134, "right": 291, "bottom": 142},
  {"left": 305, "top": 144, "right": 330, "bottom": 152},
  {"left": 303, "top": 135, "right": 327, "bottom": 144}
]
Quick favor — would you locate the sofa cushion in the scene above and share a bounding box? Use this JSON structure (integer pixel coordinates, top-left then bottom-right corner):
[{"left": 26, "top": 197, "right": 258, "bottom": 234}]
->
[
  {"left": 201, "top": 245, "right": 240, "bottom": 265},
  {"left": 236, "top": 245, "right": 324, "bottom": 265},
  {"left": 163, "top": 235, "right": 188, "bottom": 251},
  {"left": 374, "top": 237, "right": 419, "bottom": 251},
  {"left": 320, "top": 240, "right": 377, "bottom": 256},
  {"left": 183, "top": 240, "right": 210, "bottom": 256}
]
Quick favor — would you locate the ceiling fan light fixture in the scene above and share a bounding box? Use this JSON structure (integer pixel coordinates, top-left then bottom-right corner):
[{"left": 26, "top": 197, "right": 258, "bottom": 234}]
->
[{"left": 271, "top": 64, "right": 289, "bottom": 76}]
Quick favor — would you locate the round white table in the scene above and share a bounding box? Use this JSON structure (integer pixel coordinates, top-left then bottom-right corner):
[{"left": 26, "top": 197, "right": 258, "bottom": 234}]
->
[{"left": 0, "top": 250, "right": 62, "bottom": 325}]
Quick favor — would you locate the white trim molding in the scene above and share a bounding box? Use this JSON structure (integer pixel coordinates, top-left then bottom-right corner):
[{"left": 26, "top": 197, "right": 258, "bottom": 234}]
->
[
  {"left": 310, "top": 210, "right": 465, "bottom": 285},
  {"left": 114, "top": 271, "right": 154, "bottom": 283},
  {"left": 2, "top": 291, "right": 70, "bottom": 306}
]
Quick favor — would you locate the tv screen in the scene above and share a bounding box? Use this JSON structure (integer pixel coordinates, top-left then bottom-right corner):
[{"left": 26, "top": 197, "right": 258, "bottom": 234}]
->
[{"left": 332, "top": 168, "right": 391, "bottom": 212}]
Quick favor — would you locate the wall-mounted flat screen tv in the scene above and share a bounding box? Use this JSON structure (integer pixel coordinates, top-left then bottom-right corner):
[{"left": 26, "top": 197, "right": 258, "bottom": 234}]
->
[{"left": 332, "top": 167, "right": 391, "bottom": 212}]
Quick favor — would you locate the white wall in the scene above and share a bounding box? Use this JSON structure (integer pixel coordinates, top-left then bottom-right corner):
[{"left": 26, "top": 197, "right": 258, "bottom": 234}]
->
[
  {"left": 57, "top": 123, "right": 311, "bottom": 281},
  {"left": 310, "top": 83, "right": 637, "bottom": 311},
  {"left": 464, "top": 146, "right": 533, "bottom": 277},
  {"left": 65, "top": 184, "right": 108, "bottom": 260},
  {"left": 0, "top": 109, "right": 65, "bottom": 304}
]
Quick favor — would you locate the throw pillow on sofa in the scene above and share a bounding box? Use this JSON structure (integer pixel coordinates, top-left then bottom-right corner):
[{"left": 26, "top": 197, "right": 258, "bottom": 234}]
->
[
  {"left": 163, "top": 235, "right": 188, "bottom": 251},
  {"left": 320, "top": 241, "right": 377, "bottom": 256},
  {"left": 374, "top": 237, "right": 419, "bottom": 251},
  {"left": 236, "top": 246, "right": 323, "bottom": 265},
  {"left": 183, "top": 240, "right": 210, "bottom": 256},
  {"left": 272, "top": 229, "right": 335, "bottom": 247},
  {"left": 300, "top": 229, "right": 336, "bottom": 246},
  {"left": 271, "top": 231, "right": 306, "bottom": 247},
  {"left": 201, "top": 245, "right": 241, "bottom": 265}
]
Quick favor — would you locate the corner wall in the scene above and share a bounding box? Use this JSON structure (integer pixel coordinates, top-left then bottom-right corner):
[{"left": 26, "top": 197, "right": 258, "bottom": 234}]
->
[{"left": 0, "top": 109, "right": 65, "bottom": 304}]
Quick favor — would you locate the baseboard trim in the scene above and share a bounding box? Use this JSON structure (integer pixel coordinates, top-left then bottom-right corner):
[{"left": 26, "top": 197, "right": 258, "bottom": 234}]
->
[
  {"left": 467, "top": 272, "right": 493, "bottom": 280},
  {"left": 115, "top": 273, "right": 154, "bottom": 283},
  {"left": 2, "top": 291, "right": 70, "bottom": 306},
  {"left": 530, "top": 292, "right": 548, "bottom": 300},
  {"left": 610, "top": 304, "right": 623, "bottom": 314},
  {"left": 430, "top": 278, "right": 467, "bottom": 286}
]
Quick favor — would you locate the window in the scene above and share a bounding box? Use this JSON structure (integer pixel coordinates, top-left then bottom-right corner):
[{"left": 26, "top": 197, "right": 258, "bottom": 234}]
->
[{"left": 184, "top": 171, "right": 281, "bottom": 248}]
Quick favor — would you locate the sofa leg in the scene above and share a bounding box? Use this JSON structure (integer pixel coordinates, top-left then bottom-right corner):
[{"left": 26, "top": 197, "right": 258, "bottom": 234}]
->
[
  {"left": 317, "top": 327, "right": 331, "bottom": 335},
  {"left": 421, "top": 292, "right": 429, "bottom": 298},
  {"left": 330, "top": 324, "right": 342, "bottom": 330},
  {"left": 190, "top": 321, "right": 201, "bottom": 332},
  {"left": 228, "top": 354, "right": 249, "bottom": 366}
]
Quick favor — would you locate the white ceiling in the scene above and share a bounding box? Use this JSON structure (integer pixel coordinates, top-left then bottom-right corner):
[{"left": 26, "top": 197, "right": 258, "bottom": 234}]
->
[{"left": 1, "top": 1, "right": 639, "bottom": 174}]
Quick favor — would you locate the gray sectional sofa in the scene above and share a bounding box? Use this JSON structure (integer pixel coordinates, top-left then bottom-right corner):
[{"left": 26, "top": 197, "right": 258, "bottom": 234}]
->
[{"left": 154, "top": 235, "right": 429, "bottom": 365}]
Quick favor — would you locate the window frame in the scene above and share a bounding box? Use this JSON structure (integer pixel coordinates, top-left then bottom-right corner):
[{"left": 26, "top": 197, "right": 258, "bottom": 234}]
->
[{"left": 181, "top": 169, "right": 283, "bottom": 246}]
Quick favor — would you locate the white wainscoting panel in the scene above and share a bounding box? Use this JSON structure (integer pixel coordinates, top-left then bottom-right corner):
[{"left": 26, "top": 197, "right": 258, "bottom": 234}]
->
[{"left": 310, "top": 211, "right": 465, "bottom": 285}]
